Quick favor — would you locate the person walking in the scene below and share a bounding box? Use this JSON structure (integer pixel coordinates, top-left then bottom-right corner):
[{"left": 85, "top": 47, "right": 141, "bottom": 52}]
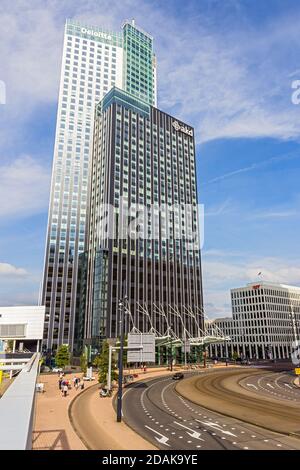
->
[
  {"left": 63, "top": 384, "right": 68, "bottom": 397},
  {"left": 58, "top": 378, "right": 62, "bottom": 390},
  {"left": 80, "top": 381, "right": 85, "bottom": 390}
]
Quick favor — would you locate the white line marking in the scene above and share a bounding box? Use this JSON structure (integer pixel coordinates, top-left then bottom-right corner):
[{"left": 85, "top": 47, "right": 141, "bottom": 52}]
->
[
  {"left": 196, "top": 420, "right": 237, "bottom": 437},
  {"left": 174, "top": 421, "right": 204, "bottom": 441},
  {"left": 145, "top": 425, "right": 170, "bottom": 446}
]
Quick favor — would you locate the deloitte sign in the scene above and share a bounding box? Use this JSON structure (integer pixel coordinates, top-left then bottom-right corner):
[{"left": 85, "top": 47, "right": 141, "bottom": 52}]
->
[
  {"left": 172, "top": 120, "right": 193, "bottom": 137},
  {"left": 81, "top": 27, "right": 112, "bottom": 41}
]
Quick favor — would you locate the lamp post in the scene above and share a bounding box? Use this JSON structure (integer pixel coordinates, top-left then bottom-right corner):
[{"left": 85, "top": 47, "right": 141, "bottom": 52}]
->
[
  {"left": 116, "top": 294, "right": 127, "bottom": 423},
  {"left": 169, "top": 322, "right": 174, "bottom": 372},
  {"left": 289, "top": 305, "right": 300, "bottom": 366},
  {"left": 203, "top": 343, "right": 207, "bottom": 368}
]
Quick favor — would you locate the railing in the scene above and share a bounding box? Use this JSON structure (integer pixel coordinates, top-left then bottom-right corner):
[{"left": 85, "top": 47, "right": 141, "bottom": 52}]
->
[{"left": 0, "top": 353, "right": 40, "bottom": 449}]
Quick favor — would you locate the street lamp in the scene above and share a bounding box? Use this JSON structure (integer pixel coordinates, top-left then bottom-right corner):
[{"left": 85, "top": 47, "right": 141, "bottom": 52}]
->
[
  {"left": 203, "top": 343, "right": 207, "bottom": 368},
  {"left": 116, "top": 294, "right": 128, "bottom": 423},
  {"left": 169, "top": 322, "right": 174, "bottom": 372}
]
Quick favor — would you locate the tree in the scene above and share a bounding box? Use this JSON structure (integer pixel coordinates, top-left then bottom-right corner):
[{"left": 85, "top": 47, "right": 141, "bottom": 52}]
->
[
  {"left": 55, "top": 344, "right": 70, "bottom": 368},
  {"left": 232, "top": 351, "right": 239, "bottom": 362},
  {"left": 93, "top": 340, "right": 118, "bottom": 385},
  {"left": 80, "top": 352, "right": 88, "bottom": 374}
]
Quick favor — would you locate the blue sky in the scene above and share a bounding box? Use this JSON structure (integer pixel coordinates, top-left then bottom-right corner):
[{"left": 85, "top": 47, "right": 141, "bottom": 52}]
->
[{"left": 0, "top": 0, "right": 300, "bottom": 317}]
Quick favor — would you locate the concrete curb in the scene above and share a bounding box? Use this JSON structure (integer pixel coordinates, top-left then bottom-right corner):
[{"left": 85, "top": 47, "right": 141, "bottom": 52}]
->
[{"left": 68, "top": 383, "right": 99, "bottom": 450}]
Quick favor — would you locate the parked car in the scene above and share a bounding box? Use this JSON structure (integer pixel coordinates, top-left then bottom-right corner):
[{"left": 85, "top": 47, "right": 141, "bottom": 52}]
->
[
  {"left": 52, "top": 367, "right": 63, "bottom": 373},
  {"left": 172, "top": 372, "right": 184, "bottom": 380}
]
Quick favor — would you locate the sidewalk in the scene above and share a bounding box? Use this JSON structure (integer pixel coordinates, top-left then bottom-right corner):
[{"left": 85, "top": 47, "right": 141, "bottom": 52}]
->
[{"left": 32, "top": 373, "right": 95, "bottom": 450}]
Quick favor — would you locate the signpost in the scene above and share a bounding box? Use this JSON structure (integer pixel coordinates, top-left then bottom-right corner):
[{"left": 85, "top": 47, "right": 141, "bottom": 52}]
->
[{"left": 127, "top": 333, "right": 155, "bottom": 364}]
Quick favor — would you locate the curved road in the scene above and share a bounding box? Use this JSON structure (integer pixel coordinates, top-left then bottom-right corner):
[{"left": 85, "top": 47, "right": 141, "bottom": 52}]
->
[
  {"left": 69, "top": 368, "right": 300, "bottom": 450},
  {"left": 122, "top": 369, "right": 300, "bottom": 450},
  {"left": 239, "top": 370, "right": 300, "bottom": 403}
]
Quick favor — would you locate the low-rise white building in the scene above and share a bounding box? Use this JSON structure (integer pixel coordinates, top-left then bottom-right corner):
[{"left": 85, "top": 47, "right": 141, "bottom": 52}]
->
[
  {"left": 207, "top": 281, "right": 300, "bottom": 360},
  {"left": 0, "top": 306, "right": 45, "bottom": 352}
]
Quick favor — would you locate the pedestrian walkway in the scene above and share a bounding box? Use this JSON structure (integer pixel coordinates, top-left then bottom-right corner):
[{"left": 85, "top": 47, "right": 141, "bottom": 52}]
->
[{"left": 32, "top": 372, "right": 95, "bottom": 450}]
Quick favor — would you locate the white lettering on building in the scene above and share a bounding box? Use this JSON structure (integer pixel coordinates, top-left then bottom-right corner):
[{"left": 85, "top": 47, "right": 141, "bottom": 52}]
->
[
  {"left": 81, "top": 27, "right": 112, "bottom": 41},
  {"left": 172, "top": 120, "right": 193, "bottom": 137}
]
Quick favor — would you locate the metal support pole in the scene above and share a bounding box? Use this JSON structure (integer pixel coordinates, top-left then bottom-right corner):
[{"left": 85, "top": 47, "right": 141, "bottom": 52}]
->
[
  {"left": 108, "top": 345, "right": 113, "bottom": 391},
  {"left": 184, "top": 330, "right": 187, "bottom": 367},
  {"left": 117, "top": 295, "right": 126, "bottom": 423},
  {"left": 290, "top": 305, "right": 300, "bottom": 366}
]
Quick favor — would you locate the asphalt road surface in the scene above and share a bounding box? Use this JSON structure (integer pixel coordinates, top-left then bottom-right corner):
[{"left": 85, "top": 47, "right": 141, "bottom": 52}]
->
[
  {"left": 239, "top": 370, "right": 300, "bottom": 403},
  {"left": 122, "top": 369, "right": 300, "bottom": 450}
]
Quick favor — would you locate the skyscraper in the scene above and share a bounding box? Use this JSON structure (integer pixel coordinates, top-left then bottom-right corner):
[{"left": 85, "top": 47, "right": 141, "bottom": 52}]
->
[
  {"left": 84, "top": 87, "right": 204, "bottom": 351},
  {"left": 42, "top": 19, "right": 157, "bottom": 351}
]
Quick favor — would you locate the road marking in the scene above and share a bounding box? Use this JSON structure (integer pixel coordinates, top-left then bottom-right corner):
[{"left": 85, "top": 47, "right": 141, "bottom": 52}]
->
[
  {"left": 284, "top": 383, "right": 293, "bottom": 390},
  {"left": 246, "top": 383, "right": 258, "bottom": 390},
  {"left": 266, "top": 383, "right": 274, "bottom": 389},
  {"left": 196, "top": 420, "right": 237, "bottom": 437},
  {"left": 174, "top": 421, "right": 204, "bottom": 440},
  {"left": 145, "top": 426, "right": 170, "bottom": 447}
]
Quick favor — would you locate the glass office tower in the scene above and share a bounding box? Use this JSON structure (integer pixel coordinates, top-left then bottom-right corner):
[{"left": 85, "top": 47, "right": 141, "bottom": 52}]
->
[
  {"left": 84, "top": 87, "right": 204, "bottom": 350},
  {"left": 42, "top": 19, "right": 157, "bottom": 351}
]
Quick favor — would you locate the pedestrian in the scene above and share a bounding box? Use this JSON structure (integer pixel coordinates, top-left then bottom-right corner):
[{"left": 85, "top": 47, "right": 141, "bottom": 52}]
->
[
  {"left": 73, "top": 376, "right": 77, "bottom": 388},
  {"left": 58, "top": 378, "right": 62, "bottom": 390},
  {"left": 80, "top": 381, "right": 85, "bottom": 390},
  {"left": 63, "top": 384, "right": 68, "bottom": 397}
]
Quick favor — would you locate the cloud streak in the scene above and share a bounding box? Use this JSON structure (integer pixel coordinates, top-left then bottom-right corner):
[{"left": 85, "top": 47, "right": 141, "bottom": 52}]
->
[
  {"left": 0, "top": 262, "right": 27, "bottom": 277},
  {"left": 1, "top": 1, "right": 300, "bottom": 143}
]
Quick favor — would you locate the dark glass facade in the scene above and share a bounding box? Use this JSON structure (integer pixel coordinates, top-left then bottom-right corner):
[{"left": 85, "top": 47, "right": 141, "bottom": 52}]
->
[{"left": 84, "top": 87, "right": 204, "bottom": 347}]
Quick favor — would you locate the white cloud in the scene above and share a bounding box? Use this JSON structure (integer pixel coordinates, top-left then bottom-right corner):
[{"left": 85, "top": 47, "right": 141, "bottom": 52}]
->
[
  {"left": 1, "top": 1, "right": 300, "bottom": 144},
  {"left": 250, "top": 210, "right": 300, "bottom": 219},
  {"left": 0, "top": 262, "right": 27, "bottom": 277},
  {"left": 0, "top": 156, "right": 50, "bottom": 219}
]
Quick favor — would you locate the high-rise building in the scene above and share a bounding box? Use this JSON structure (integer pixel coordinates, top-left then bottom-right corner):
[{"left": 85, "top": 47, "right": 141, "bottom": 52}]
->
[
  {"left": 41, "top": 19, "right": 157, "bottom": 351},
  {"left": 83, "top": 87, "right": 204, "bottom": 351},
  {"left": 206, "top": 281, "right": 300, "bottom": 360}
]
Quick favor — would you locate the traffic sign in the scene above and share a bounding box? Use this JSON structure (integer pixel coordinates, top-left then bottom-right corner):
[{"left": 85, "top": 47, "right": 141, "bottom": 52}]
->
[{"left": 127, "top": 333, "right": 155, "bottom": 363}]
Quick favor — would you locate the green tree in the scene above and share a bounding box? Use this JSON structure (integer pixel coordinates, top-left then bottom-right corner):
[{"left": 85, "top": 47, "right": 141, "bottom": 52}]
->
[
  {"left": 93, "top": 340, "right": 118, "bottom": 385},
  {"left": 232, "top": 351, "right": 239, "bottom": 362},
  {"left": 55, "top": 344, "right": 70, "bottom": 368},
  {"left": 80, "top": 352, "right": 88, "bottom": 374}
]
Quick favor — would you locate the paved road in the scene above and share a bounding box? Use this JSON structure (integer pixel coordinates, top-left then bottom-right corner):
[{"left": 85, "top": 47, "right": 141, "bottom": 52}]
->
[
  {"left": 239, "top": 370, "right": 300, "bottom": 403},
  {"left": 122, "top": 370, "right": 300, "bottom": 450}
]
